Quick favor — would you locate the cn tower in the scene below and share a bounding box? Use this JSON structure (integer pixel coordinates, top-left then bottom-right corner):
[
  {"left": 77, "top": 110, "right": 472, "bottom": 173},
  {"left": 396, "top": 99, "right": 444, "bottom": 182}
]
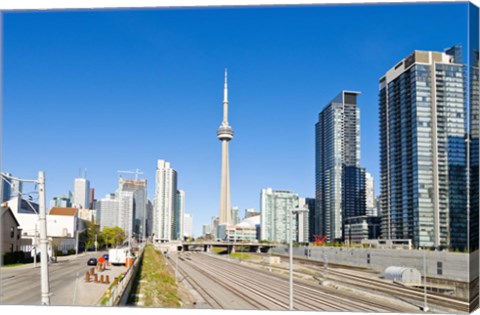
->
[{"left": 217, "top": 69, "right": 234, "bottom": 225}]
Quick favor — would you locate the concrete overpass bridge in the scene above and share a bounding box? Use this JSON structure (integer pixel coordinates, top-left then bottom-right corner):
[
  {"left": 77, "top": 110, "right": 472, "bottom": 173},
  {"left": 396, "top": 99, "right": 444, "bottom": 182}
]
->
[{"left": 181, "top": 241, "right": 278, "bottom": 254}]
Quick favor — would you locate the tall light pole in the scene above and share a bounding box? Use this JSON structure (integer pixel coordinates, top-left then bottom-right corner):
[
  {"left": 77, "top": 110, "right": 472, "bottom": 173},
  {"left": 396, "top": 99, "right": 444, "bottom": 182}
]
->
[
  {"left": 38, "top": 171, "right": 51, "bottom": 305},
  {"left": 423, "top": 247, "right": 429, "bottom": 312},
  {"left": 1, "top": 171, "right": 51, "bottom": 305},
  {"left": 289, "top": 207, "right": 308, "bottom": 311}
]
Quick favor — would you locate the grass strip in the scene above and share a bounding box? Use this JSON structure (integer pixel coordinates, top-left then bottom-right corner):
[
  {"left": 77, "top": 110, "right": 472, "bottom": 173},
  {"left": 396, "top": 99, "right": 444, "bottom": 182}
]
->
[{"left": 128, "top": 245, "right": 181, "bottom": 307}]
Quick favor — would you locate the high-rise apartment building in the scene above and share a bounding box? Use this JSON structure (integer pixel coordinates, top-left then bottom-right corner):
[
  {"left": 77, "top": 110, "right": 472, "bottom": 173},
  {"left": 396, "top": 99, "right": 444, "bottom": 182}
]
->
[
  {"left": 153, "top": 160, "right": 177, "bottom": 242},
  {"left": 260, "top": 188, "right": 303, "bottom": 243},
  {"left": 174, "top": 190, "right": 185, "bottom": 240},
  {"left": 184, "top": 213, "right": 193, "bottom": 238},
  {"left": 315, "top": 91, "right": 366, "bottom": 242},
  {"left": 73, "top": 178, "right": 90, "bottom": 210},
  {"left": 469, "top": 6, "right": 479, "bottom": 252},
  {"left": 379, "top": 47, "right": 468, "bottom": 249},
  {"left": 365, "top": 172, "right": 377, "bottom": 217}
]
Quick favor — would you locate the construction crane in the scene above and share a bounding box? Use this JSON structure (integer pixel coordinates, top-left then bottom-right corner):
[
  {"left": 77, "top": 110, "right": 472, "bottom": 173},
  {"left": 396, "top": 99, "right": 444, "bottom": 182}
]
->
[{"left": 117, "top": 169, "right": 144, "bottom": 180}]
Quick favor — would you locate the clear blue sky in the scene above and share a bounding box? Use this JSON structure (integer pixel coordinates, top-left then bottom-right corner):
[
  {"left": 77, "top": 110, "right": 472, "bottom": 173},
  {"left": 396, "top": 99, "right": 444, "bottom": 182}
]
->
[{"left": 2, "top": 2, "right": 469, "bottom": 236}]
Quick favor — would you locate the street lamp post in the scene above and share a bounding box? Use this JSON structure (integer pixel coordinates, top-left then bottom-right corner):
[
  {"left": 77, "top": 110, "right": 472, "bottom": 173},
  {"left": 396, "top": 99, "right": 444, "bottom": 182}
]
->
[
  {"left": 1, "top": 171, "right": 51, "bottom": 305},
  {"left": 289, "top": 206, "right": 308, "bottom": 311},
  {"left": 423, "top": 247, "right": 429, "bottom": 312},
  {"left": 38, "top": 171, "right": 51, "bottom": 305}
]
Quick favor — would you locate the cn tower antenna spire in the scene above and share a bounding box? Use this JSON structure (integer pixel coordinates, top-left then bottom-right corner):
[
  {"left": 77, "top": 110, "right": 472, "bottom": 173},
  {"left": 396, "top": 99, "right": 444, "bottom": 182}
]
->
[
  {"left": 223, "top": 68, "right": 229, "bottom": 123},
  {"left": 217, "top": 69, "right": 234, "bottom": 225}
]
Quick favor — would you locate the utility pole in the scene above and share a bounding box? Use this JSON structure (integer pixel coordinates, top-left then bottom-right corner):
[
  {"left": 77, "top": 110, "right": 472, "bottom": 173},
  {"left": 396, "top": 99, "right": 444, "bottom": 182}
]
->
[
  {"left": 289, "top": 207, "right": 308, "bottom": 311},
  {"left": 423, "top": 248, "right": 429, "bottom": 312},
  {"left": 33, "top": 224, "right": 38, "bottom": 268},
  {"left": 0, "top": 171, "right": 51, "bottom": 305},
  {"left": 38, "top": 171, "right": 51, "bottom": 305}
]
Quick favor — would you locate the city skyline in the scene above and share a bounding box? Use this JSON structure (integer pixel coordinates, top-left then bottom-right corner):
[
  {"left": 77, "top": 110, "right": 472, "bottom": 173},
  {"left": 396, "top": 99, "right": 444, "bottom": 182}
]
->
[{"left": 1, "top": 3, "right": 469, "bottom": 235}]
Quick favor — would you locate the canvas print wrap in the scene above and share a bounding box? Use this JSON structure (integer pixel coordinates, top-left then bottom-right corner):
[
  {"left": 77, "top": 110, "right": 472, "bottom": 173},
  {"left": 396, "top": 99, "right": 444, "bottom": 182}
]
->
[{"left": 0, "top": 1, "right": 479, "bottom": 314}]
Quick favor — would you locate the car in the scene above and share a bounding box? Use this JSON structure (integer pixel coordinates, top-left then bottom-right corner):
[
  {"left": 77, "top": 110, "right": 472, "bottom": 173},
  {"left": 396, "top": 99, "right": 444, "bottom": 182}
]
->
[
  {"left": 102, "top": 254, "right": 109, "bottom": 261},
  {"left": 87, "top": 258, "right": 98, "bottom": 266}
]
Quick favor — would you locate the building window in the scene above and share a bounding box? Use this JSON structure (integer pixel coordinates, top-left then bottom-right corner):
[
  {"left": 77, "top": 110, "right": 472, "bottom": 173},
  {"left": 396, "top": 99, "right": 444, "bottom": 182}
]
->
[
  {"left": 10, "top": 227, "right": 14, "bottom": 238},
  {"left": 437, "top": 261, "right": 443, "bottom": 275}
]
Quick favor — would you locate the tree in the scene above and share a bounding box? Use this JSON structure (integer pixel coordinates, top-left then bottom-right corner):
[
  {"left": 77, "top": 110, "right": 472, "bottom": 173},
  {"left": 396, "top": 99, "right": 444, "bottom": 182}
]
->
[
  {"left": 101, "top": 226, "right": 126, "bottom": 248},
  {"left": 80, "top": 220, "right": 101, "bottom": 251}
]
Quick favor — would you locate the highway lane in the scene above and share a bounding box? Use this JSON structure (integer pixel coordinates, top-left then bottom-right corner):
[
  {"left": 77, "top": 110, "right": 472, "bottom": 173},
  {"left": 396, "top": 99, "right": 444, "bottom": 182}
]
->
[{"left": 0, "top": 252, "right": 108, "bottom": 306}]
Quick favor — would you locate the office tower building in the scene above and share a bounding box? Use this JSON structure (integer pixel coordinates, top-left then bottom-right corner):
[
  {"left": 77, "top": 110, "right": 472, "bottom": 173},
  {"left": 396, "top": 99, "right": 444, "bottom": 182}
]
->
[
  {"left": 305, "top": 198, "right": 316, "bottom": 241},
  {"left": 98, "top": 193, "right": 120, "bottom": 231},
  {"left": 379, "top": 47, "right": 467, "bottom": 249},
  {"left": 119, "top": 177, "right": 148, "bottom": 240},
  {"left": 184, "top": 213, "right": 193, "bottom": 238},
  {"left": 153, "top": 160, "right": 177, "bottom": 242},
  {"left": 73, "top": 178, "right": 90, "bottom": 209},
  {"left": 260, "top": 188, "right": 302, "bottom": 243},
  {"left": 50, "top": 194, "right": 72, "bottom": 209},
  {"left": 202, "top": 224, "right": 213, "bottom": 237},
  {"left": 174, "top": 190, "right": 185, "bottom": 240},
  {"left": 217, "top": 69, "right": 234, "bottom": 225},
  {"left": 118, "top": 190, "right": 134, "bottom": 241},
  {"left": 146, "top": 199, "right": 154, "bottom": 238},
  {"left": 315, "top": 91, "right": 365, "bottom": 242},
  {"left": 89, "top": 188, "right": 95, "bottom": 209},
  {"left": 365, "top": 173, "right": 377, "bottom": 217}
]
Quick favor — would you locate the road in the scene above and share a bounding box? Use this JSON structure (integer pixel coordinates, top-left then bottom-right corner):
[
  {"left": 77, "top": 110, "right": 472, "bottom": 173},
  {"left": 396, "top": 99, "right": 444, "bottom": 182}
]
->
[
  {"left": 171, "top": 251, "right": 421, "bottom": 312},
  {"left": 0, "top": 251, "right": 126, "bottom": 306}
]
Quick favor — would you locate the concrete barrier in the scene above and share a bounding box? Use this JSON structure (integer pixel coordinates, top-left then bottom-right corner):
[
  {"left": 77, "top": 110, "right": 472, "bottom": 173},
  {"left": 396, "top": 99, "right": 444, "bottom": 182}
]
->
[{"left": 100, "top": 245, "right": 145, "bottom": 306}]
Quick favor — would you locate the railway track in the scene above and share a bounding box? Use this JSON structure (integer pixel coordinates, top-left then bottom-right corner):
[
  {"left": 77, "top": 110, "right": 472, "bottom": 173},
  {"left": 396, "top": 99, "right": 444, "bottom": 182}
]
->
[
  {"left": 254, "top": 253, "right": 470, "bottom": 313},
  {"left": 176, "top": 252, "right": 418, "bottom": 312},
  {"left": 173, "top": 256, "right": 224, "bottom": 308}
]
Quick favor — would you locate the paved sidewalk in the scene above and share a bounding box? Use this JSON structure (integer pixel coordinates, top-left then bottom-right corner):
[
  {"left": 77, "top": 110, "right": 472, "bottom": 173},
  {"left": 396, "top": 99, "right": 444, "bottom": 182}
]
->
[{"left": 72, "top": 258, "right": 128, "bottom": 305}]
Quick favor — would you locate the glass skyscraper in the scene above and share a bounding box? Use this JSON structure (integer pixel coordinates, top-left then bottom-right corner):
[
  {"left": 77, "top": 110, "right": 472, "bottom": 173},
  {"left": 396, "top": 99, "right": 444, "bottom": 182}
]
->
[
  {"left": 174, "top": 190, "right": 185, "bottom": 240},
  {"left": 119, "top": 177, "right": 148, "bottom": 240},
  {"left": 315, "top": 91, "right": 366, "bottom": 242},
  {"left": 379, "top": 47, "right": 468, "bottom": 249},
  {"left": 469, "top": 4, "right": 479, "bottom": 252},
  {"left": 153, "top": 160, "right": 177, "bottom": 242},
  {"left": 260, "top": 188, "right": 300, "bottom": 243}
]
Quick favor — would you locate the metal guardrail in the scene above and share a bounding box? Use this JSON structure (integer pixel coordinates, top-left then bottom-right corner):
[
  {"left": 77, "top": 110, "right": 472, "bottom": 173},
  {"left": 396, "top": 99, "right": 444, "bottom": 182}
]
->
[{"left": 100, "top": 246, "right": 145, "bottom": 306}]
